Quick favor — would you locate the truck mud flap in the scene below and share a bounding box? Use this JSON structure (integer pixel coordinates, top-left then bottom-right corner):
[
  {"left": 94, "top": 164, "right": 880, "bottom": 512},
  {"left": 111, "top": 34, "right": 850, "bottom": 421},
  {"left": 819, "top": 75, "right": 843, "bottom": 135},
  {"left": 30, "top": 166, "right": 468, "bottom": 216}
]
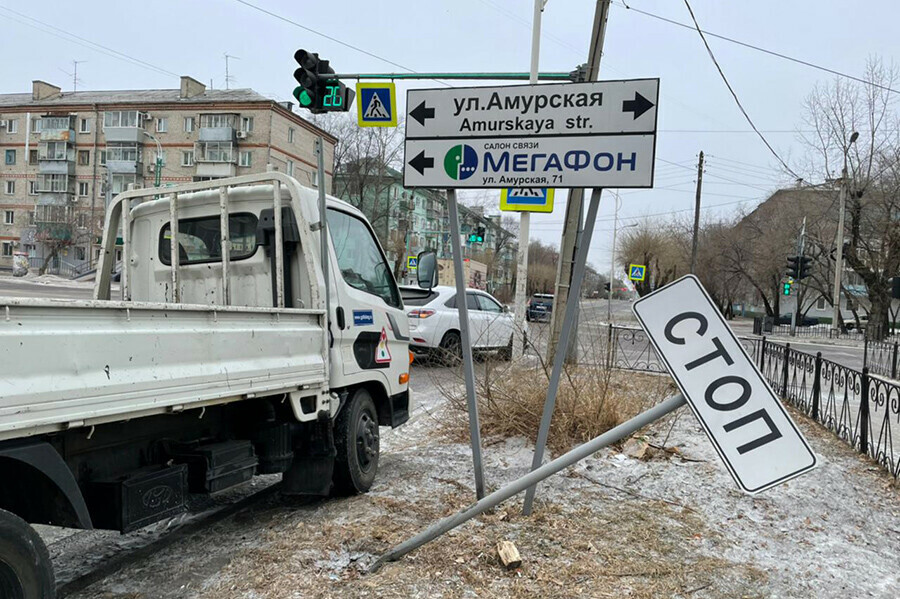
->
[{"left": 282, "top": 412, "right": 336, "bottom": 496}]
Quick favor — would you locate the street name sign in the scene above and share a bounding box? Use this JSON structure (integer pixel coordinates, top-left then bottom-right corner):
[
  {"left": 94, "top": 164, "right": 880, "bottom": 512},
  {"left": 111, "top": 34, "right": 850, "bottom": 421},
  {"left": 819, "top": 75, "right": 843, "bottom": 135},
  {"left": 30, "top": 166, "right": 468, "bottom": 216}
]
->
[
  {"left": 357, "top": 82, "right": 397, "bottom": 127},
  {"left": 500, "top": 188, "right": 554, "bottom": 213},
  {"left": 633, "top": 275, "right": 817, "bottom": 494},
  {"left": 628, "top": 264, "right": 646, "bottom": 281},
  {"left": 403, "top": 79, "right": 659, "bottom": 189}
]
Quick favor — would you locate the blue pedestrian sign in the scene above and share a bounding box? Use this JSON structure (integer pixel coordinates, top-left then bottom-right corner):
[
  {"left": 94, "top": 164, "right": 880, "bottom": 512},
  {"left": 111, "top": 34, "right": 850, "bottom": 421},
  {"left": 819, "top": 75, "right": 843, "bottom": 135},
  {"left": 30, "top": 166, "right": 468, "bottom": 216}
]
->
[
  {"left": 407, "top": 256, "right": 418, "bottom": 269},
  {"left": 499, "top": 188, "right": 555, "bottom": 213},
  {"left": 357, "top": 82, "right": 397, "bottom": 127},
  {"left": 629, "top": 264, "right": 646, "bottom": 281}
]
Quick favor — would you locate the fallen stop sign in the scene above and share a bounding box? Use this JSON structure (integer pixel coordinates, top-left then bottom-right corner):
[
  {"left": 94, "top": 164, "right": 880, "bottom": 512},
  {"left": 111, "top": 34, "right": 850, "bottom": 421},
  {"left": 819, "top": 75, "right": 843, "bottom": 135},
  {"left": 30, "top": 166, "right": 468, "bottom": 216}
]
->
[{"left": 633, "top": 275, "right": 817, "bottom": 494}]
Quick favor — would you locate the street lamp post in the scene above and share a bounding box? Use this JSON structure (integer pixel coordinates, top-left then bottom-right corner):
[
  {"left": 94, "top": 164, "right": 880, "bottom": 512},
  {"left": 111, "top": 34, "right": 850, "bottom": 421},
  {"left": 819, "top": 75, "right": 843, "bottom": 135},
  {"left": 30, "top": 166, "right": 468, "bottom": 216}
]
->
[
  {"left": 608, "top": 192, "right": 637, "bottom": 323},
  {"left": 143, "top": 131, "right": 162, "bottom": 188},
  {"left": 832, "top": 131, "right": 859, "bottom": 333}
]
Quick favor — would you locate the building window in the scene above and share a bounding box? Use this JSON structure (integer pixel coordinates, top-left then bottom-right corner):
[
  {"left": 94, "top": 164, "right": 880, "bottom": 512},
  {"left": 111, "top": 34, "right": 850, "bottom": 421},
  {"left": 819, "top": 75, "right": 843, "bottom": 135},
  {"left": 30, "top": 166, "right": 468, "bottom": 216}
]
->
[
  {"left": 24, "top": 244, "right": 35, "bottom": 258},
  {"left": 103, "top": 111, "right": 139, "bottom": 128},
  {"left": 4, "top": 181, "right": 13, "bottom": 195},
  {"left": 99, "top": 150, "right": 106, "bottom": 165},
  {"left": 79, "top": 118, "right": 91, "bottom": 133},
  {"left": 74, "top": 246, "right": 86, "bottom": 261},
  {"left": 105, "top": 142, "right": 139, "bottom": 162},
  {"left": 200, "top": 114, "right": 235, "bottom": 128},
  {"left": 28, "top": 149, "right": 38, "bottom": 165},
  {"left": 286, "top": 160, "right": 294, "bottom": 176},
  {"left": 109, "top": 174, "right": 136, "bottom": 196},
  {"left": 184, "top": 117, "right": 195, "bottom": 133},
  {"left": 1, "top": 242, "right": 12, "bottom": 257},
  {"left": 78, "top": 182, "right": 89, "bottom": 197},
  {"left": 28, "top": 181, "right": 36, "bottom": 195},
  {"left": 816, "top": 297, "right": 826, "bottom": 310},
  {"left": 39, "top": 142, "right": 68, "bottom": 160},
  {"left": 288, "top": 127, "right": 295, "bottom": 143},
  {"left": 238, "top": 150, "right": 251, "bottom": 167},
  {"left": 31, "top": 118, "right": 42, "bottom": 133},
  {"left": 78, "top": 150, "right": 90, "bottom": 166},
  {"left": 5, "top": 119, "right": 17, "bottom": 134},
  {"left": 77, "top": 213, "right": 88, "bottom": 229},
  {"left": 36, "top": 174, "right": 70, "bottom": 193},
  {"left": 156, "top": 117, "right": 167, "bottom": 133},
  {"left": 182, "top": 151, "right": 194, "bottom": 166},
  {"left": 241, "top": 116, "right": 254, "bottom": 132},
  {"left": 4, "top": 210, "right": 13, "bottom": 225},
  {"left": 196, "top": 142, "right": 233, "bottom": 162},
  {"left": 5, "top": 149, "right": 15, "bottom": 165}
]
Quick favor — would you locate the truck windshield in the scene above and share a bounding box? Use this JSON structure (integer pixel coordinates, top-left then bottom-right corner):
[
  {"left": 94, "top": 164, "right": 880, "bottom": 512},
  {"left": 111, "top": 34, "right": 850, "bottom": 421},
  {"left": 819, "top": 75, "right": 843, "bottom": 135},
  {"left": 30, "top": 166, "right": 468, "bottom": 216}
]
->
[{"left": 327, "top": 208, "right": 400, "bottom": 308}]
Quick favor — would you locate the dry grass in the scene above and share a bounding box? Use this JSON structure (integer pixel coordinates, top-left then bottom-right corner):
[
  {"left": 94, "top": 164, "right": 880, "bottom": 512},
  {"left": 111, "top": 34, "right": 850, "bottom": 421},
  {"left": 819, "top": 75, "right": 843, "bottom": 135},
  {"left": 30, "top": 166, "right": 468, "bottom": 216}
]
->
[{"left": 438, "top": 359, "right": 675, "bottom": 454}]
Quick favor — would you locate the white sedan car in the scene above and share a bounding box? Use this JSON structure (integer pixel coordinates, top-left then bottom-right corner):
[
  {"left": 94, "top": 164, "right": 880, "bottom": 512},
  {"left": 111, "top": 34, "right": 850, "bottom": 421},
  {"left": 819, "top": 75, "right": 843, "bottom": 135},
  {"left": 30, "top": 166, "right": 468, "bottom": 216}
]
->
[{"left": 402, "top": 286, "right": 516, "bottom": 363}]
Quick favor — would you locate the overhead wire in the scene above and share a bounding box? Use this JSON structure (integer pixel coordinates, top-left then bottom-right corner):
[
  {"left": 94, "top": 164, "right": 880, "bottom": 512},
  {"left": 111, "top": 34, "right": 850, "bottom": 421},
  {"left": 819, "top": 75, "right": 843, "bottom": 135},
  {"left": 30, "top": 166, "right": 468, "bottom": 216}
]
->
[{"left": 680, "top": 0, "right": 800, "bottom": 179}]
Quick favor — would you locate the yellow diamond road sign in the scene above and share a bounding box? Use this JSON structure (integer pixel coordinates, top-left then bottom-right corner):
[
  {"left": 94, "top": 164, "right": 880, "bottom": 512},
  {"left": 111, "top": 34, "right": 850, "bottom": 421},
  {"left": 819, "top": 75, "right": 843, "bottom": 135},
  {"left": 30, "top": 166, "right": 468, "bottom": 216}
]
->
[
  {"left": 357, "top": 82, "right": 397, "bottom": 128},
  {"left": 499, "top": 188, "right": 555, "bottom": 213}
]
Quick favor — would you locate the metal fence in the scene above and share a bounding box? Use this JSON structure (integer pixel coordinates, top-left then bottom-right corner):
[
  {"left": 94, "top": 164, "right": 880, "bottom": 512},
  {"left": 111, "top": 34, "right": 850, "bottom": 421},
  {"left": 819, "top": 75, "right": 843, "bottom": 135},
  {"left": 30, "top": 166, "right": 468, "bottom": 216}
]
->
[{"left": 602, "top": 325, "right": 900, "bottom": 479}]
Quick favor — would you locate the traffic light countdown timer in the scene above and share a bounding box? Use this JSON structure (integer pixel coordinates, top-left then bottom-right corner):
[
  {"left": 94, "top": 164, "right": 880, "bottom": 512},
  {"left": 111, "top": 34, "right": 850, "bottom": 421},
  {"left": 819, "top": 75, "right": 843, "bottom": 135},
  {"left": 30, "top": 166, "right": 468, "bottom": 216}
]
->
[{"left": 293, "top": 49, "right": 355, "bottom": 114}]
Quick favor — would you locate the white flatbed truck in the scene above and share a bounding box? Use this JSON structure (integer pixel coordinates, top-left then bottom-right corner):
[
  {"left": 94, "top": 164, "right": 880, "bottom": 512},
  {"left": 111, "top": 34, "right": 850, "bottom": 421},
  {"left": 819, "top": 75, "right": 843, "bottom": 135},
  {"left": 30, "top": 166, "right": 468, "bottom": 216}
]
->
[{"left": 0, "top": 173, "right": 434, "bottom": 598}]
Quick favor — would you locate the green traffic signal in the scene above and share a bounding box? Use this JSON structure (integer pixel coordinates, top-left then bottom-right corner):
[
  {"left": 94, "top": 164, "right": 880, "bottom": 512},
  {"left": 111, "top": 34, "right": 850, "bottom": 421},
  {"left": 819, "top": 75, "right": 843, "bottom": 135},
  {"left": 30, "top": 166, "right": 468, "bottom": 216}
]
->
[
  {"left": 292, "top": 86, "right": 312, "bottom": 107},
  {"left": 783, "top": 282, "right": 792, "bottom": 296}
]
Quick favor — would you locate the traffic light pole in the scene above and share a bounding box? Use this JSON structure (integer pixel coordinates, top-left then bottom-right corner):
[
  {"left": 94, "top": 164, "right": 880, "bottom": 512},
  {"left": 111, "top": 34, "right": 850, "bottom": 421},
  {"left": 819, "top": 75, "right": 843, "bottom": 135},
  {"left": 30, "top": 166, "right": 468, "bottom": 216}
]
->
[
  {"left": 329, "top": 71, "right": 578, "bottom": 81},
  {"left": 790, "top": 218, "right": 807, "bottom": 337}
]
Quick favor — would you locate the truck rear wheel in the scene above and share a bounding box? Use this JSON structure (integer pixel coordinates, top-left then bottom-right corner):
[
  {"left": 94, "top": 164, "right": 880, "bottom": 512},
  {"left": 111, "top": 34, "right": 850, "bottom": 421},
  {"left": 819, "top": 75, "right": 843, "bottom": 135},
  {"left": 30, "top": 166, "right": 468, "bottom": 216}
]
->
[
  {"left": 0, "top": 509, "right": 55, "bottom": 599},
  {"left": 332, "top": 388, "right": 379, "bottom": 495}
]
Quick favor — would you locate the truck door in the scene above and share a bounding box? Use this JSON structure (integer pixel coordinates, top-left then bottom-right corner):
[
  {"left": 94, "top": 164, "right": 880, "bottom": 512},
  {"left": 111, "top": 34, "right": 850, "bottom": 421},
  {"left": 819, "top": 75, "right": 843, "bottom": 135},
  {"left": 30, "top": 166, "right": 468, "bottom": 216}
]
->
[{"left": 326, "top": 208, "right": 408, "bottom": 384}]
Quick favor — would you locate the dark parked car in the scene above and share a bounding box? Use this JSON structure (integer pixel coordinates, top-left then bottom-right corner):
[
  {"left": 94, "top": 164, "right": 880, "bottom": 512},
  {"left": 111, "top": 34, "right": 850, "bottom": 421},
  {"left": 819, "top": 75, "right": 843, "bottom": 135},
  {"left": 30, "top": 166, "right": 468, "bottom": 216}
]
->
[
  {"left": 526, "top": 293, "right": 554, "bottom": 322},
  {"left": 775, "top": 313, "right": 819, "bottom": 327}
]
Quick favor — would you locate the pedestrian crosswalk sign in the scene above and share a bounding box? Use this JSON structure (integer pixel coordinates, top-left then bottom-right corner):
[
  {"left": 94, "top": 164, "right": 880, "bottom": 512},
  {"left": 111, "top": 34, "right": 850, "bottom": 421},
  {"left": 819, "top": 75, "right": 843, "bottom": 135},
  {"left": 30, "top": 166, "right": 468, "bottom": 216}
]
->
[
  {"left": 500, "top": 188, "right": 555, "bottom": 213},
  {"left": 408, "top": 256, "right": 418, "bottom": 269},
  {"left": 629, "top": 264, "right": 646, "bottom": 281},
  {"left": 357, "top": 82, "right": 397, "bottom": 127}
]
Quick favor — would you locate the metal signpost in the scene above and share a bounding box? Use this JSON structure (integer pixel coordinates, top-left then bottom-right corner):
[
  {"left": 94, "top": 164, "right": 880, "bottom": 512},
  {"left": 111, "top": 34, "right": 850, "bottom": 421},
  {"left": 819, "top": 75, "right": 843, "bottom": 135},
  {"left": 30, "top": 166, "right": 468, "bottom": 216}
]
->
[
  {"left": 403, "top": 79, "right": 659, "bottom": 190},
  {"left": 633, "top": 275, "right": 817, "bottom": 493}
]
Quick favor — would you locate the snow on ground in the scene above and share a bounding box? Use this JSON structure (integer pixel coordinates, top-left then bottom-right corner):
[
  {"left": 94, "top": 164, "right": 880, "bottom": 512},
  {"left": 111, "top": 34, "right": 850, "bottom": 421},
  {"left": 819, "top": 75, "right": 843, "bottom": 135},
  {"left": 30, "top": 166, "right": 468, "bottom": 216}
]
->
[{"left": 57, "top": 364, "right": 900, "bottom": 599}]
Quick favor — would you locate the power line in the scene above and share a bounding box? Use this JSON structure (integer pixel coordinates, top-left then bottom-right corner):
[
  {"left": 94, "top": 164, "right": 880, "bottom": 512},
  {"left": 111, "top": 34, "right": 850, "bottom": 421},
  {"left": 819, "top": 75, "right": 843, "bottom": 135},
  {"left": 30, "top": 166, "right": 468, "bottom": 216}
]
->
[
  {"left": 0, "top": 6, "right": 179, "bottom": 79},
  {"left": 613, "top": 1, "right": 898, "bottom": 95},
  {"left": 232, "top": 0, "right": 450, "bottom": 86},
  {"left": 680, "top": 0, "right": 800, "bottom": 179}
]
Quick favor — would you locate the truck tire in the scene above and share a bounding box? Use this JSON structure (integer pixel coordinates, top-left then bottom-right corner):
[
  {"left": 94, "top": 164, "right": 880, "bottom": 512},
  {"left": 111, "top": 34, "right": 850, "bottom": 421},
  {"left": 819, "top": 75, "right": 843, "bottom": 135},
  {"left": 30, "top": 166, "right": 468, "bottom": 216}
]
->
[
  {"left": 438, "top": 331, "right": 462, "bottom": 367},
  {"left": 332, "top": 388, "right": 379, "bottom": 495},
  {"left": 0, "top": 509, "right": 55, "bottom": 599}
]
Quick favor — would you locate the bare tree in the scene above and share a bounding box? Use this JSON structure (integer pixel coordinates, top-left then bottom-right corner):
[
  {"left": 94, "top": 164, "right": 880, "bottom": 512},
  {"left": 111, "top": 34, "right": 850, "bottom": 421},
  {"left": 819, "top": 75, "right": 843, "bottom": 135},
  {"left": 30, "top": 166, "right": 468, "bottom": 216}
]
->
[
  {"left": 617, "top": 222, "right": 684, "bottom": 296},
  {"left": 799, "top": 58, "right": 900, "bottom": 338},
  {"left": 34, "top": 204, "right": 91, "bottom": 275}
]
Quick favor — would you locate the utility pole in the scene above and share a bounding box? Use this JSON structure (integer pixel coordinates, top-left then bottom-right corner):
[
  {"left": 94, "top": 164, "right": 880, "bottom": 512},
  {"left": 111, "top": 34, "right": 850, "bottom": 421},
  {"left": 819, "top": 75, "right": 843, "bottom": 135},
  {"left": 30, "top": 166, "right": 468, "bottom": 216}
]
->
[
  {"left": 512, "top": 0, "right": 544, "bottom": 359},
  {"left": 832, "top": 132, "right": 858, "bottom": 332},
  {"left": 547, "top": 0, "right": 611, "bottom": 362},
  {"left": 690, "top": 151, "right": 704, "bottom": 273}
]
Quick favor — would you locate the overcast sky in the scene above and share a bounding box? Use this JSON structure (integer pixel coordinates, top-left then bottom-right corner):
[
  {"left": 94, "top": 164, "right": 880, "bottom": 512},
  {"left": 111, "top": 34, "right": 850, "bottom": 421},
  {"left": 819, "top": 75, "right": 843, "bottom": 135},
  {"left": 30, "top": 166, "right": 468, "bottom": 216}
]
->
[{"left": 2, "top": 0, "right": 898, "bottom": 273}]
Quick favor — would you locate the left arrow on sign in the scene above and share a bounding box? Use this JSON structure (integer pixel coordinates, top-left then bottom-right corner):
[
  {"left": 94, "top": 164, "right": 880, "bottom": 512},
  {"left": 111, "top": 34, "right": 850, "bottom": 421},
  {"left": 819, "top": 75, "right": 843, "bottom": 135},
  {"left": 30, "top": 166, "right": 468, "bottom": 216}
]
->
[
  {"left": 409, "top": 101, "right": 436, "bottom": 126},
  {"left": 622, "top": 91, "right": 654, "bottom": 120},
  {"left": 408, "top": 150, "right": 434, "bottom": 175}
]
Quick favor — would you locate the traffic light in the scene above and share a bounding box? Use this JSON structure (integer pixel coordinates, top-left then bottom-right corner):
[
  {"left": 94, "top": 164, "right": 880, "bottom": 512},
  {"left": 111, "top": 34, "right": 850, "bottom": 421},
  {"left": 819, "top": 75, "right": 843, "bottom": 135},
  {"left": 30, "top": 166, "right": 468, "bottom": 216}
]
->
[
  {"left": 783, "top": 282, "right": 792, "bottom": 296},
  {"left": 292, "top": 49, "right": 354, "bottom": 114},
  {"left": 467, "top": 227, "right": 485, "bottom": 244},
  {"left": 604, "top": 282, "right": 611, "bottom": 291},
  {"left": 786, "top": 256, "right": 813, "bottom": 280}
]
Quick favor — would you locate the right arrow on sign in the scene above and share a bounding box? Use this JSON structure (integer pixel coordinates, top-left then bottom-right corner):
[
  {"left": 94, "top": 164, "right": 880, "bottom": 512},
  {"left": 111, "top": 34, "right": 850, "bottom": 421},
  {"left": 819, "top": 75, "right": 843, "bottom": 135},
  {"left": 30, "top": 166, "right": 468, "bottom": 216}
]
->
[
  {"left": 409, "top": 101, "right": 436, "bottom": 126},
  {"left": 408, "top": 150, "right": 434, "bottom": 175},
  {"left": 622, "top": 91, "right": 655, "bottom": 120}
]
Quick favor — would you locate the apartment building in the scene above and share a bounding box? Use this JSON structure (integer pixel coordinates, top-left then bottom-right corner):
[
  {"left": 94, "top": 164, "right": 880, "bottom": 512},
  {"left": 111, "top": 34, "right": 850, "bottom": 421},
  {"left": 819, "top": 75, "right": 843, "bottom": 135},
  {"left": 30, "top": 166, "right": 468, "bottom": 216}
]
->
[{"left": 0, "top": 76, "right": 335, "bottom": 274}]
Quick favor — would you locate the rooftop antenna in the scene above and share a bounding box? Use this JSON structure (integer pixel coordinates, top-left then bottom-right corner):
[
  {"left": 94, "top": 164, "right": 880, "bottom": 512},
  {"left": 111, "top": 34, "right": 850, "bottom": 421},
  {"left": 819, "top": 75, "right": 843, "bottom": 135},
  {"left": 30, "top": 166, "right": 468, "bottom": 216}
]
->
[
  {"left": 224, "top": 53, "right": 240, "bottom": 90},
  {"left": 58, "top": 60, "right": 86, "bottom": 93}
]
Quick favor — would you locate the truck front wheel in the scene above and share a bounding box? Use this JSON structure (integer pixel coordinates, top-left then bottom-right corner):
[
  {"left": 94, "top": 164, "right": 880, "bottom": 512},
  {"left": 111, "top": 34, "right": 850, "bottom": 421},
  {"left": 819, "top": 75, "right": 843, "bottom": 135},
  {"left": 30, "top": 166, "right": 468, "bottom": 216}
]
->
[
  {"left": 0, "top": 509, "right": 55, "bottom": 599},
  {"left": 332, "top": 388, "right": 379, "bottom": 495}
]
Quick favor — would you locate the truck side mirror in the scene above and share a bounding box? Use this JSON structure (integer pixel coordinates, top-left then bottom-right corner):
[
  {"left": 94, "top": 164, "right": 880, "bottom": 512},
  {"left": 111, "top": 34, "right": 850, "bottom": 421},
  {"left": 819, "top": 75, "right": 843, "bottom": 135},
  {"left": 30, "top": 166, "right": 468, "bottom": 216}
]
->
[{"left": 416, "top": 251, "right": 437, "bottom": 290}]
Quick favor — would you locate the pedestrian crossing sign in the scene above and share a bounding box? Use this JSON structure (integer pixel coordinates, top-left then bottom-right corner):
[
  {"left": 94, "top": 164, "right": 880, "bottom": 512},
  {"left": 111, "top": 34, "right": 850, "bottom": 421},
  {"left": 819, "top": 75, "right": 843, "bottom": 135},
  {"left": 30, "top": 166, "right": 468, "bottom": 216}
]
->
[
  {"left": 356, "top": 82, "right": 397, "bottom": 127},
  {"left": 499, "top": 188, "right": 555, "bottom": 213},
  {"left": 629, "top": 264, "right": 646, "bottom": 281}
]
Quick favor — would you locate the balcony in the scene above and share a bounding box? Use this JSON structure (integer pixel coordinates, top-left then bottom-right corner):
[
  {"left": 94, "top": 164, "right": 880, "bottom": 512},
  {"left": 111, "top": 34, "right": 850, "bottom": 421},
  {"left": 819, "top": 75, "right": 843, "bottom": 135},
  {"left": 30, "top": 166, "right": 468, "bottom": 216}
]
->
[
  {"left": 39, "top": 116, "right": 76, "bottom": 142},
  {"left": 195, "top": 162, "right": 236, "bottom": 178},
  {"left": 104, "top": 127, "right": 145, "bottom": 143},
  {"left": 199, "top": 126, "right": 236, "bottom": 142}
]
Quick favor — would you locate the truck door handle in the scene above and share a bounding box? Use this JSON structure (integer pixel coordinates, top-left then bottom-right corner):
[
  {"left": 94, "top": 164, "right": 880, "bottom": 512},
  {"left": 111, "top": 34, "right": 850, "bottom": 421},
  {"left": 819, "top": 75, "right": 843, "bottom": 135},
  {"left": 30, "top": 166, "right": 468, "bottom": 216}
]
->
[{"left": 336, "top": 306, "right": 345, "bottom": 330}]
